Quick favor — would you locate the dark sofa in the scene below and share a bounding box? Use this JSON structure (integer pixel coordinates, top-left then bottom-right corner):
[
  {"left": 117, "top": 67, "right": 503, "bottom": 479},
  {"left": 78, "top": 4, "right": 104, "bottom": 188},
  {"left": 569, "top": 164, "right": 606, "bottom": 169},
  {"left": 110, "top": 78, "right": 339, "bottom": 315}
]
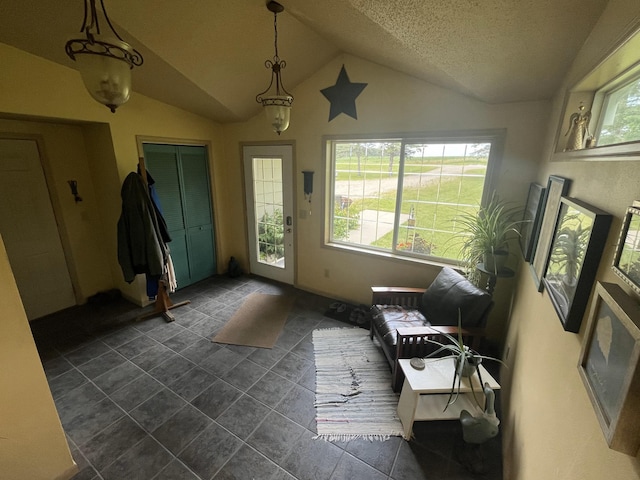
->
[{"left": 370, "top": 267, "right": 493, "bottom": 391}]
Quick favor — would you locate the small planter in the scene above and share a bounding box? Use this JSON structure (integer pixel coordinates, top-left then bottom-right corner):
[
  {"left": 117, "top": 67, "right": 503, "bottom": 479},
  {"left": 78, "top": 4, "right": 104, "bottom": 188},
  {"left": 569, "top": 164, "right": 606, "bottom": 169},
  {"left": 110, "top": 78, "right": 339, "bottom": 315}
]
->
[
  {"left": 483, "top": 250, "right": 508, "bottom": 273},
  {"left": 456, "top": 352, "right": 482, "bottom": 377}
]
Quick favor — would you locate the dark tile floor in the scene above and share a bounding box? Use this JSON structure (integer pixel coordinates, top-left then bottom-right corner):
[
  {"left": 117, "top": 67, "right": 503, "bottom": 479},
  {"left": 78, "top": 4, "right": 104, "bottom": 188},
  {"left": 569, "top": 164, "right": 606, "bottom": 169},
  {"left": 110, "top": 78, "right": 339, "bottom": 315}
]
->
[{"left": 31, "top": 275, "right": 502, "bottom": 480}]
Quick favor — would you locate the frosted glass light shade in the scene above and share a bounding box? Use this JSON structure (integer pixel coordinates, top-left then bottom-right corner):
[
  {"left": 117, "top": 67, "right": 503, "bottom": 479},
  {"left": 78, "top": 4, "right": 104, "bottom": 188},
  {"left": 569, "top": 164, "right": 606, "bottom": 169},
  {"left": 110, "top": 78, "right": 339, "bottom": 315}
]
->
[
  {"left": 262, "top": 96, "right": 293, "bottom": 134},
  {"left": 75, "top": 53, "right": 132, "bottom": 113}
]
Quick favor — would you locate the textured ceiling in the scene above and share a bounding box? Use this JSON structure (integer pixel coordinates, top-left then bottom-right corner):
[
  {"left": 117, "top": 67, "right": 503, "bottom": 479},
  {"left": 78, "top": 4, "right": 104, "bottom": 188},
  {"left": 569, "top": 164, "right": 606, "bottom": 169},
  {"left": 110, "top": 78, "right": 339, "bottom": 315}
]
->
[{"left": 0, "top": 0, "right": 610, "bottom": 122}]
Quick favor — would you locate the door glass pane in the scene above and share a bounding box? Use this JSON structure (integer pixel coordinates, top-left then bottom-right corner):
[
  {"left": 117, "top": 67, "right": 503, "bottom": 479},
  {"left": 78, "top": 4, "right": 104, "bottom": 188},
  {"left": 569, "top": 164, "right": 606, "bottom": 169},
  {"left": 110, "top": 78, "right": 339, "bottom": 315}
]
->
[{"left": 253, "top": 157, "right": 285, "bottom": 268}]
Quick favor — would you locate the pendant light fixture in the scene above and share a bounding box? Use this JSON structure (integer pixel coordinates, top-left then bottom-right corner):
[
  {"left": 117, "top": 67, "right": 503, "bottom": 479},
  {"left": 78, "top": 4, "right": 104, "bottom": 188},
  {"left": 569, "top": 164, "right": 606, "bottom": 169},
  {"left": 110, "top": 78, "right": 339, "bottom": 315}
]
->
[
  {"left": 65, "top": 0, "right": 143, "bottom": 113},
  {"left": 255, "top": 1, "right": 293, "bottom": 135}
]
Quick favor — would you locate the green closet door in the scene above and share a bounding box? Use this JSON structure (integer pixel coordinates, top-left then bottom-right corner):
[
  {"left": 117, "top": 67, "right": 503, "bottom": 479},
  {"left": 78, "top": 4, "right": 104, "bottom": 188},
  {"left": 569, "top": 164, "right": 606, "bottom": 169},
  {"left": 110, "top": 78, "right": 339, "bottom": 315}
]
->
[
  {"left": 143, "top": 143, "right": 216, "bottom": 289},
  {"left": 180, "top": 146, "right": 216, "bottom": 282}
]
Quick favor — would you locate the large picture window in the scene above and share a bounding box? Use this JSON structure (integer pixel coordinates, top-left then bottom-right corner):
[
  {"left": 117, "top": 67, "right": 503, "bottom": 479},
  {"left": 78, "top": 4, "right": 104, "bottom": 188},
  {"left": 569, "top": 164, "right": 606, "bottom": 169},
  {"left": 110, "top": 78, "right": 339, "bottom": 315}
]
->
[{"left": 326, "top": 133, "right": 502, "bottom": 263}]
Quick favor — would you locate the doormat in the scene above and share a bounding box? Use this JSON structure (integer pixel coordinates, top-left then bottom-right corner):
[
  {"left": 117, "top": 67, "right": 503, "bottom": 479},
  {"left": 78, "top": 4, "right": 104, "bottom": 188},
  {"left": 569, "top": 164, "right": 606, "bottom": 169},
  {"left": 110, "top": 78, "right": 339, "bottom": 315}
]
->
[
  {"left": 324, "top": 302, "right": 371, "bottom": 329},
  {"left": 212, "top": 292, "right": 294, "bottom": 348},
  {"left": 313, "top": 328, "right": 403, "bottom": 441}
]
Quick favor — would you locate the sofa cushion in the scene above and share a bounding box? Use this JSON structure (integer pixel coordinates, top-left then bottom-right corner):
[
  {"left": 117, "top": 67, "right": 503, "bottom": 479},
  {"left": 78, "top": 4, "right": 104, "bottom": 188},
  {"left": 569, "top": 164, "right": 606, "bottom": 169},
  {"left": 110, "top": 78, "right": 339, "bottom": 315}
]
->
[
  {"left": 371, "top": 305, "right": 428, "bottom": 349},
  {"left": 420, "top": 267, "right": 492, "bottom": 328}
]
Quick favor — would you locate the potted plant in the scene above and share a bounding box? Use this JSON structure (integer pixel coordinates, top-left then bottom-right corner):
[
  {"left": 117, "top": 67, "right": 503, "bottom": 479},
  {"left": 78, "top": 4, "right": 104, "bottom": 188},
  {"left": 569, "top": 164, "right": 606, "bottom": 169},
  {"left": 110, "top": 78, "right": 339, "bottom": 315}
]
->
[
  {"left": 424, "top": 312, "right": 506, "bottom": 411},
  {"left": 456, "top": 193, "right": 527, "bottom": 285}
]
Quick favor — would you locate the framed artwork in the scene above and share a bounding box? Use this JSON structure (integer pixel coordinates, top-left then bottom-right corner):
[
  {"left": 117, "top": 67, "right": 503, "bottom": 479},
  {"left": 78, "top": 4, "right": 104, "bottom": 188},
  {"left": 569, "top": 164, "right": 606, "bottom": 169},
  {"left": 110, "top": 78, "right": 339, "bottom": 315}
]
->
[
  {"left": 543, "top": 197, "right": 612, "bottom": 332},
  {"left": 519, "top": 183, "right": 546, "bottom": 262},
  {"left": 612, "top": 202, "right": 640, "bottom": 295},
  {"left": 530, "top": 175, "right": 571, "bottom": 291},
  {"left": 578, "top": 281, "right": 640, "bottom": 455}
]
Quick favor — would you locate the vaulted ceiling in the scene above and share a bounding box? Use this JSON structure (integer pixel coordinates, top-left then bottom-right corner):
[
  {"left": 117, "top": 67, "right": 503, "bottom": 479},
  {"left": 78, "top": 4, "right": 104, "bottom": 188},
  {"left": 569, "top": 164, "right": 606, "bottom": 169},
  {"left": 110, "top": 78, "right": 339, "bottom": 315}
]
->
[{"left": 0, "top": 0, "right": 610, "bottom": 123}]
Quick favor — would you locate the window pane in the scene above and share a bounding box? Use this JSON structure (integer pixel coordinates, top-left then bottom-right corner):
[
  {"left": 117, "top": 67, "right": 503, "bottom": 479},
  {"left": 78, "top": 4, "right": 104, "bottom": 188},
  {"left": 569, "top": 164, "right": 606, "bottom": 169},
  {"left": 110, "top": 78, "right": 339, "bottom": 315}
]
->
[
  {"left": 253, "top": 157, "right": 285, "bottom": 268},
  {"left": 597, "top": 77, "right": 640, "bottom": 146},
  {"left": 396, "top": 142, "right": 488, "bottom": 260},
  {"left": 332, "top": 141, "right": 400, "bottom": 247},
  {"left": 329, "top": 138, "right": 491, "bottom": 263}
]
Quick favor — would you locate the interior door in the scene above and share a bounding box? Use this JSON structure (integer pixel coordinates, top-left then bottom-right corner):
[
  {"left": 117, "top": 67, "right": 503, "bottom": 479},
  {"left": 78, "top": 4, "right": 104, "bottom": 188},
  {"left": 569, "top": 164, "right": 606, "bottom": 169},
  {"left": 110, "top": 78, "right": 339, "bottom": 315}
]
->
[
  {"left": 143, "top": 143, "right": 216, "bottom": 288},
  {"left": 0, "top": 138, "right": 76, "bottom": 319},
  {"left": 243, "top": 145, "right": 294, "bottom": 284}
]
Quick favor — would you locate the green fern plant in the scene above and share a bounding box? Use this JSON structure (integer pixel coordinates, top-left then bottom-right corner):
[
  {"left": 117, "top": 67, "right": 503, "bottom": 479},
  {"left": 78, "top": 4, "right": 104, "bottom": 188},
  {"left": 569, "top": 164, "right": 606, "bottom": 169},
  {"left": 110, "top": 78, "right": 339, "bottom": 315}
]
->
[{"left": 456, "top": 192, "right": 527, "bottom": 285}]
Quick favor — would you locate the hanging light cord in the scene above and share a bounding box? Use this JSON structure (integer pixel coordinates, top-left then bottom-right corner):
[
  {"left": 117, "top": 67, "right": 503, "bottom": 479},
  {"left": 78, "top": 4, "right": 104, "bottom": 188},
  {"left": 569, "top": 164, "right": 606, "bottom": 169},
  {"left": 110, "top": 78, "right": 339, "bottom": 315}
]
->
[
  {"left": 273, "top": 9, "right": 279, "bottom": 62},
  {"left": 256, "top": 3, "right": 292, "bottom": 102},
  {"left": 81, "top": 0, "right": 126, "bottom": 43}
]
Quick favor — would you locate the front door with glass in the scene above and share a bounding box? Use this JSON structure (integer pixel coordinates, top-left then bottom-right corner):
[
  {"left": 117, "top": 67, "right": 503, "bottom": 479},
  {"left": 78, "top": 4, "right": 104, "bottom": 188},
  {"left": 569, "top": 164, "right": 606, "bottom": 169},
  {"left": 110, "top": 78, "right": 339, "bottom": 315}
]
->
[{"left": 243, "top": 145, "right": 294, "bottom": 284}]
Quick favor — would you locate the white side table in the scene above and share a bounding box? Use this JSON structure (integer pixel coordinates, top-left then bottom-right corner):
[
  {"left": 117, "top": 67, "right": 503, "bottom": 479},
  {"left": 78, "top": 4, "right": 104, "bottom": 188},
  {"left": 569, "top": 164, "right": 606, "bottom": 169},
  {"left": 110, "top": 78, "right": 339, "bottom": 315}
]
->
[{"left": 396, "top": 357, "right": 500, "bottom": 440}]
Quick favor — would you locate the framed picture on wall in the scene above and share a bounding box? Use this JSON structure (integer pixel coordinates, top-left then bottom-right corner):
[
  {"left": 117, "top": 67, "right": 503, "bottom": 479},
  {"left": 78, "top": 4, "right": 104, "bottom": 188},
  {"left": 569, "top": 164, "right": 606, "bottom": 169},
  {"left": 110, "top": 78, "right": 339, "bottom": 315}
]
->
[
  {"left": 578, "top": 281, "right": 640, "bottom": 455},
  {"left": 542, "top": 197, "right": 611, "bottom": 332},
  {"left": 612, "top": 202, "right": 640, "bottom": 295},
  {"left": 530, "top": 175, "right": 571, "bottom": 291},
  {"left": 519, "top": 183, "right": 546, "bottom": 262}
]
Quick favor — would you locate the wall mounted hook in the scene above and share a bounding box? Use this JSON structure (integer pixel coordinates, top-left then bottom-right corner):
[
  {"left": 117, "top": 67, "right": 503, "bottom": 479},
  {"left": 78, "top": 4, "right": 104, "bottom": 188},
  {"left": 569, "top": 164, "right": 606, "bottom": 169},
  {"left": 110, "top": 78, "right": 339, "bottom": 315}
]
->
[{"left": 68, "top": 180, "right": 82, "bottom": 203}]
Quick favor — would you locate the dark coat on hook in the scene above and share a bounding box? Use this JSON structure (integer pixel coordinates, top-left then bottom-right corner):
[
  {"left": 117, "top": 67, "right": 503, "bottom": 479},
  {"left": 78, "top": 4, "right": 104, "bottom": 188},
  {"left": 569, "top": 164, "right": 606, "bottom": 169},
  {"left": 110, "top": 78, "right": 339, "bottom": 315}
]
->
[{"left": 117, "top": 172, "right": 167, "bottom": 283}]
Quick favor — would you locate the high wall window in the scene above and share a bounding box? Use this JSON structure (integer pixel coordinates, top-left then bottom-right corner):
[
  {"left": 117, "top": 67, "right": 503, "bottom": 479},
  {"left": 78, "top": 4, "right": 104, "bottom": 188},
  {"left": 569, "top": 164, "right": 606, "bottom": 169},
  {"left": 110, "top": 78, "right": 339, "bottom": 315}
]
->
[
  {"left": 553, "top": 28, "right": 640, "bottom": 161},
  {"left": 595, "top": 74, "right": 640, "bottom": 146},
  {"left": 326, "top": 133, "right": 502, "bottom": 263}
]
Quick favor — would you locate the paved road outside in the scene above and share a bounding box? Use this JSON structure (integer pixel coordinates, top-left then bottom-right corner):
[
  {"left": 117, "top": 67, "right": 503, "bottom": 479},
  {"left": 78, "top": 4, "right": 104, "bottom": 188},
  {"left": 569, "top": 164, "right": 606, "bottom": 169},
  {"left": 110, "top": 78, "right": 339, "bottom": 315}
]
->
[
  {"left": 347, "top": 210, "right": 409, "bottom": 245},
  {"left": 338, "top": 164, "right": 484, "bottom": 244}
]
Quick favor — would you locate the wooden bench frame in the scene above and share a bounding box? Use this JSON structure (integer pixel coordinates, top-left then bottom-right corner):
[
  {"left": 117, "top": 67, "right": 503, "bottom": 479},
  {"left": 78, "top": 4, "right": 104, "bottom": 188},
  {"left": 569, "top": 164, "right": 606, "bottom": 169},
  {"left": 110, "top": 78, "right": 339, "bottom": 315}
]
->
[{"left": 370, "top": 286, "right": 486, "bottom": 391}]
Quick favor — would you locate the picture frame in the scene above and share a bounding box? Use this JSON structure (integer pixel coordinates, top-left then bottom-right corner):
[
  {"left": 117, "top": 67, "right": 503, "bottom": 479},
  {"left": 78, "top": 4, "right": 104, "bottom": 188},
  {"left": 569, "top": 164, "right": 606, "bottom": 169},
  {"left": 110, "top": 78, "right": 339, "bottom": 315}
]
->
[
  {"left": 612, "top": 202, "right": 640, "bottom": 295},
  {"left": 530, "top": 175, "right": 571, "bottom": 291},
  {"left": 578, "top": 281, "right": 640, "bottom": 455},
  {"left": 542, "top": 197, "right": 612, "bottom": 332},
  {"left": 519, "top": 183, "right": 546, "bottom": 262}
]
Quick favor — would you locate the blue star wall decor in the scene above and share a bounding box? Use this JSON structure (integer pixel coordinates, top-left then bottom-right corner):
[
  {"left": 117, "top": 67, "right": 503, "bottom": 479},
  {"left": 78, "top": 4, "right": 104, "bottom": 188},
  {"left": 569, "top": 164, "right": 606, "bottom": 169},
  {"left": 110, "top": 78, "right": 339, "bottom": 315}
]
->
[{"left": 320, "top": 65, "right": 367, "bottom": 121}]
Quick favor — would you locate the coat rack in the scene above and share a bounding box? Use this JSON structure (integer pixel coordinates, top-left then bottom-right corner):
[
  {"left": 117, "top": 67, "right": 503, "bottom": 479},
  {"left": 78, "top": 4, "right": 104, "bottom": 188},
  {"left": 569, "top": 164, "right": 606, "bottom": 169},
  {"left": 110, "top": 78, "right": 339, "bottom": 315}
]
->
[{"left": 137, "top": 156, "right": 190, "bottom": 322}]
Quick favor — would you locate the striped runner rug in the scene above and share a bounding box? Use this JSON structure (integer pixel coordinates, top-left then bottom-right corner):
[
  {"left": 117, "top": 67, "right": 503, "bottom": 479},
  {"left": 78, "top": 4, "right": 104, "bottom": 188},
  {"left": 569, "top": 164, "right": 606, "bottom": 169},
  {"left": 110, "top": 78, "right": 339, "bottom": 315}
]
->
[{"left": 312, "top": 328, "right": 403, "bottom": 441}]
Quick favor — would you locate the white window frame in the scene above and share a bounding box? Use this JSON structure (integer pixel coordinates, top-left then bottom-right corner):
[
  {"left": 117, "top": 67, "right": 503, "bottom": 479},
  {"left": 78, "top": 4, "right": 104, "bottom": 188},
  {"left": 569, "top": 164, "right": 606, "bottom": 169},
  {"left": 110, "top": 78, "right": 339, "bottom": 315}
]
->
[
  {"left": 323, "top": 130, "right": 505, "bottom": 265},
  {"left": 552, "top": 24, "right": 640, "bottom": 161},
  {"left": 593, "top": 69, "right": 640, "bottom": 147}
]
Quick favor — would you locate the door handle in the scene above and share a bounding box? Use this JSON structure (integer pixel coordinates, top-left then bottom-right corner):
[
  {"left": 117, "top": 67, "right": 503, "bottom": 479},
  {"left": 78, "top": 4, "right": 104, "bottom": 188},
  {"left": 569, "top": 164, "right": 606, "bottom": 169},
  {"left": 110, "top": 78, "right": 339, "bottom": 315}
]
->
[{"left": 286, "top": 216, "right": 292, "bottom": 226}]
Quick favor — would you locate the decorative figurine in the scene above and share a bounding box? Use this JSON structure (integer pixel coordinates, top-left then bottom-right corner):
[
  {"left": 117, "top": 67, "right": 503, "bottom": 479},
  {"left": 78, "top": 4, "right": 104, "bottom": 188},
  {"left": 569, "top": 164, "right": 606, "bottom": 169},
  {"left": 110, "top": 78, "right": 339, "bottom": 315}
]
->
[
  {"left": 564, "top": 103, "right": 591, "bottom": 151},
  {"left": 459, "top": 383, "right": 500, "bottom": 444}
]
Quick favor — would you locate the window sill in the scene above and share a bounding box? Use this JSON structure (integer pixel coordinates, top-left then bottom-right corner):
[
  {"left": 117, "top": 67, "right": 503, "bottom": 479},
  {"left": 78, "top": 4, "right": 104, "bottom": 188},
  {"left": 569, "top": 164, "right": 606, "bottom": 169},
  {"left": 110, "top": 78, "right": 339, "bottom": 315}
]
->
[
  {"left": 552, "top": 141, "right": 640, "bottom": 162},
  {"left": 323, "top": 241, "right": 457, "bottom": 270}
]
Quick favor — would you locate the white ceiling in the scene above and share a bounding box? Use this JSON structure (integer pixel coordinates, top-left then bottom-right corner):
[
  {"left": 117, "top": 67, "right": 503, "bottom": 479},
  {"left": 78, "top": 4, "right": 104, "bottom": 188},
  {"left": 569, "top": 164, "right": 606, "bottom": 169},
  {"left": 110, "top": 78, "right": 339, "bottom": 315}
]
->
[{"left": 0, "top": 0, "right": 610, "bottom": 123}]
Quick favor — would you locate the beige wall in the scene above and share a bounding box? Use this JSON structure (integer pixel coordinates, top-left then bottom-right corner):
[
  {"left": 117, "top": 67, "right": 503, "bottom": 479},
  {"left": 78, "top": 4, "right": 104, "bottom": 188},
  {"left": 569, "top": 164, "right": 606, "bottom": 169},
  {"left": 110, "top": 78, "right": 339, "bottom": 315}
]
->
[
  {"left": 0, "top": 43, "right": 224, "bottom": 306},
  {"left": 0, "top": 234, "right": 77, "bottom": 480},
  {"left": 502, "top": 0, "right": 640, "bottom": 478},
  {"left": 222, "top": 54, "right": 550, "bottom": 344}
]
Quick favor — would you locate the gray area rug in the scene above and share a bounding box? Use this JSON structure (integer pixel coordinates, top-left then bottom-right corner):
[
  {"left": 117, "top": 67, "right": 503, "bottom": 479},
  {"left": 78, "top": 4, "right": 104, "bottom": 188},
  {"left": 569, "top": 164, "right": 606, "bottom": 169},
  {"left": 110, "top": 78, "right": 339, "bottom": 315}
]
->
[{"left": 313, "top": 327, "right": 403, "bottom": 441}]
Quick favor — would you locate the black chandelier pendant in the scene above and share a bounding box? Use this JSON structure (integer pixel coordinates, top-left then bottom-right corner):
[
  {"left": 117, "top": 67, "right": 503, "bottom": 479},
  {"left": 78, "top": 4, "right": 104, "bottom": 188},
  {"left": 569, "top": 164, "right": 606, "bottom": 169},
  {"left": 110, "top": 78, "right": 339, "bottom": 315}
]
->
[
  {"left": 65, "top": 0, "right": 144, "bottom": 113},
  {"left": 255, "top": 1, "right": 293, "bottom": 135}
]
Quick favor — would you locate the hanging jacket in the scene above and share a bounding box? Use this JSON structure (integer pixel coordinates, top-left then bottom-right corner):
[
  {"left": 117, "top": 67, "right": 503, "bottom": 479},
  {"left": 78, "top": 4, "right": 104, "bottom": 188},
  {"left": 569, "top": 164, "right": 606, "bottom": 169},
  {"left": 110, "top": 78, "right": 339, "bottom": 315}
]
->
[
  {"left": 117, "top": 172, "right": 167, "bottom": 283},
  {"left": 137, "top": 165, "right": 171, "bottom": 244}
]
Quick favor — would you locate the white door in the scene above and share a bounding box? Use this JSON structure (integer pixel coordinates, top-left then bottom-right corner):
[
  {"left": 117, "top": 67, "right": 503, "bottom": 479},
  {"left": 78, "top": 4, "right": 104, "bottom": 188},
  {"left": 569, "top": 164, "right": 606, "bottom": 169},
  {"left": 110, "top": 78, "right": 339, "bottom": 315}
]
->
[
  {"left": 243, "top": 145, "right": 294, "bottom": 284},
  {"left": 0, "top": 139, "right": 76, "bottom": 320}
]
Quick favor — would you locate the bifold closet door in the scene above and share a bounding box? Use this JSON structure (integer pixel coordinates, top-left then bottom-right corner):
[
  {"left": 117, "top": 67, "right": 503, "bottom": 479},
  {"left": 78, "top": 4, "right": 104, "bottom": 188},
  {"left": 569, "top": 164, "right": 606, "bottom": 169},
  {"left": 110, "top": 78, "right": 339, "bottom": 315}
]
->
[{"left": 143, "top": 144, "right": 216, "bottom": 289}]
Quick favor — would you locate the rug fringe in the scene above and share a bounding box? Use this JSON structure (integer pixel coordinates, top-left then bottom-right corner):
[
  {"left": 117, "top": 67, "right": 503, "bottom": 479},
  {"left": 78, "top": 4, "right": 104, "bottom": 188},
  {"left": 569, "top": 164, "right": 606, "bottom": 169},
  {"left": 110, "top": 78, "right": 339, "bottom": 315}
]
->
[
  {"left": 313, "top": 433, "right": 395, "bottom": 442},
  {"left": 315, "top": 326, "right": 361, "bottom": 331}
]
